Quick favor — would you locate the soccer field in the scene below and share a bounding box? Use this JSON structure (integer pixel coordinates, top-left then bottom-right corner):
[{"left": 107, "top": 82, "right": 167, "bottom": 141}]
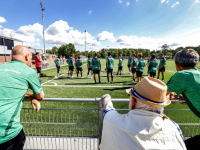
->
[{"left": 23, "top": 58, "right": 188, "bottom": 110}]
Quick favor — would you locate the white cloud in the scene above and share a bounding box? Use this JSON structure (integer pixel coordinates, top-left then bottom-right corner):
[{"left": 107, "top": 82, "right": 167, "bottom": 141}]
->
[
  {"left": 97, "top": 31, "right": 115, "bottom": 42},
  {"left": 46, "top": 20, "right": 72, "bottom": 35},
  {"left": 195, "top": 0, "right": 199, "bottom": 3},
  {"left": 0, "top": 25, "right": 3, "bottom": 29},
  {"left": 126, "top": 2, "right": 130, "bottom": 6},
  {"left": 118, "top": 0, "right": 123, "bottom": 3},
  {"left": 0, "top": 16, "right": 7, "bottom": 23},
  {"left": 171, "top": 1, "right": 179, "bottom": 8},
  {"left": 88, "top": 10, "right": 92, "bottom": 15},
  {"left": 17, "top": 23, "right": 43, "bottom": 36},
  {"left": 166, "top": 0, "right": 169, "bottom": 4},
  {"left": 136, "top": 0, "right": 139, "bottom": 2},
  {"left": 161, "top": 0, "right": 165, "bottom": 3}
]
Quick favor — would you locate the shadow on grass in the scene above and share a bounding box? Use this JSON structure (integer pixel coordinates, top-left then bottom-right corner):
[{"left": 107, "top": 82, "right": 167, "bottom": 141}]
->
[{"left": 103, "top": 87, "right": 130, "bottom": 91}]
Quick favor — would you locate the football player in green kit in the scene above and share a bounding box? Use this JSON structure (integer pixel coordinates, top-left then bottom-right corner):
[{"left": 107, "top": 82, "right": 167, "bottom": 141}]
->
[
  {"left": 54, "top": 55, "right": 61, "bottom": 77},
  {"left": 117, "top": 55, "right": 123, "bottom": 76},
  {"left": 67, "top": 54, "right": 75, "bottom": 79},
  {"left": 127, "top": 54, "right": 132, "bottom": 74},
  {"left": 157, "top": 53, "right": 166, "bottom": 81},
  {"left": 136, "top": 53, "right": 146, "bottom": 82},
  {"left": 131, "top": 54, "right": 138, "bottom": 83},
  {"left": 87, "top": 55, "right": 93, "bottom": 79},
  {"left": 92, "top": 53, "right": 101, "bottom": 84},
  {"left": 148, "top": 53, "right": 158, "bottom": 78},
  {"left": 106, "top": 52, "right": 114, "bottom": 83},
  {"left": 75, "top": 56, "right": 83, "bottom": 78}
]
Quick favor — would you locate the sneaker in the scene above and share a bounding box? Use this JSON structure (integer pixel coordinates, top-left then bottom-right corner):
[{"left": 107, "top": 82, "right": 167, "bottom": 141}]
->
[
  {"left": 81, "top": 77, "right": 83, "bottom": 78},
  {"left": 132, "top": 80, "right": 135, "bottom": 83},
  {"left": 91, "top": 76, "right": 92, "bottom": 79},
  {"left": 107, "top": 82, "right": 110, "bottom": 84},
  {"left": 86, "top": 76, "right": 88, "bottom": 78},
  {"left": 110, "top": 81, "right": 113, "bottom": 84},
  {"left": 57, "top": 75, "right": 61, "bottom": 78},
  {"left": 77, "top": 77, "right": 78, "bottom": 78}
]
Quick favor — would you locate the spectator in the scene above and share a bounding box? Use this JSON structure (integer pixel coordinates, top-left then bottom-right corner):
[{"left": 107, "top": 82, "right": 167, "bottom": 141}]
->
[
  {"left": 100, "top": 77, "right": 186, "bottom": 150},
  {"left": 54, "top": 55, "right": 61, "bottom": 77},
  {"left": 0, "top": 45, "right": 44, "bottom": 149},
  {"left": 34, "top": 52, "right": 42, "bottom": 77},
  {"left": 157, "top": 53, "right": 166, "bottom": 81},
  {"left": 167, "top": 49, "right": 200, "bottom": 150}
]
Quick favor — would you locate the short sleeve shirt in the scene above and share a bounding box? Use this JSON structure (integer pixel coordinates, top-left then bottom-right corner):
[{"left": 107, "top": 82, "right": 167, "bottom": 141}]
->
[
  {"left": 0, "top": 60, "right": 43, "bottom": 144},
  {"left": 76, "top": 60, "right": 83, "bottom": 68},
  {"left": 87, "top": 59, "right": 92, "bottom": 68},
  {"left": 131, "top": 58, "right": 138, "bottom": 69},
  {"left": 67, "top": 58, "right": 74, "bottom": 67},
  {"left": 55, "top": 58, "right": 60, "bottom": 66},
  {"left": 34, "top": 56, "right": 41, "bottom": 68},
  {"left": 137, "top": 59, "right": 146, "bottom": 72},
  {"left": 119, "top": 58, "right": 123, "bottom": 67},
  {"left": 159, "top": 58, "right": 166, "bottom": 67},
  {"left": 128, "top": 57, "right": 132, "bottom": 65},
  {"left": 92, "top": 58, "right": 101, "bottom": 70},
  {"left": 149, "top": 59, "right": 158, "bottom": 73},
  {"left": 167, "top": 68, "right": 200, "bottom": 119},
  {"left": 106, "top": 57, "right": 114, "bottom": 69}
]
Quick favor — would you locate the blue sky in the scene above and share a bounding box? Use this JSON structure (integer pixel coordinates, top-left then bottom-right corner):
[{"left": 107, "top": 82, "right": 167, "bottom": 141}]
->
[{"left": 0, "top": 0, "right": 200, "bottom": 52}]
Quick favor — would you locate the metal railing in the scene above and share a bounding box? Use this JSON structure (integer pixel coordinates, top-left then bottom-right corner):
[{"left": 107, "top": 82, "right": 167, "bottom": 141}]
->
[{"left": 21, "top": 98, "right": 200, "bottom": 150}]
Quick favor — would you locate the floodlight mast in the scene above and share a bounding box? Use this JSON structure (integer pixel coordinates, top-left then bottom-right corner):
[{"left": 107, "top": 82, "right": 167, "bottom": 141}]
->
[
  {"left": 85, "top": 30, "right": 86, "bottom": 57},
  {"left": 40, "top": 2, "right": 46, "bottom": 54}
]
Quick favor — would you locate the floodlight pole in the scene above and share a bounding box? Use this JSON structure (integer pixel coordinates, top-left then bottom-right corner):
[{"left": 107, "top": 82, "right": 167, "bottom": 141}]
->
[
  {"left": 85, "top": 30, "right": 86, "bottom": 57},
  {"left": 40, "top": 2, "right": 46, "bottom": 54}
]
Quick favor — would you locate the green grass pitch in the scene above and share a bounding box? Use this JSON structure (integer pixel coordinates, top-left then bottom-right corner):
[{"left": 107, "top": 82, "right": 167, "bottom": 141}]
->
[{"left": 22, "top": 58, "right": 200, "bottom": 137}]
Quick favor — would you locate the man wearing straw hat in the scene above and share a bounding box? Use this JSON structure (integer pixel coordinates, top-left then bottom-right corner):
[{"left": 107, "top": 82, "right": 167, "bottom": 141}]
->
[{"left": 100, "top": 77, "right": 186, "bottom": 150}]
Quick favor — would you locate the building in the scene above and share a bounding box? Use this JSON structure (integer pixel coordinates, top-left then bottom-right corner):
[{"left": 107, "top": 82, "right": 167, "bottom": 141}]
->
[{"left": 0, "top": 36, "right": 23, "bottom": 62}]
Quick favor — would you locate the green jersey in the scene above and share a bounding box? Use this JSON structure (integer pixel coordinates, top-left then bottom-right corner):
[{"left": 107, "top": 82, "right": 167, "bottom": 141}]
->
[
  {"left": 149, "top": 59, "right": 158, "bottom": 73},
  {"left": 106, "top": 57, "right": 114, "bottom": 69},
  {"left": 167, "top": 68, "right": 200, "bottom": 119},
  {"left": 55, "top": 58, "right": 60, "bottom": 66},
  {"left": 76, "top": 60, "right": 83, "bottom": 68},
  {"left": 137, "top": 59, "right": 146, "bottom": 72},
  {"left": 92, "top": 58, "right": 101, "bottom": 70},
  {"left": 131, "top": 58, "right": 138, "bottom": 68},
  {"left": 0, "top": 60, "right": 43, "bottom": 144},
  {"left": 159, "top": 57, "right": 166, "bottom": 67},
  {"left": 128, "top": 57, "right": 132, "bottom": 65},
  {"left": 87, "top": 59, "right": 92, "bottom": 68},
  {"left": 67, "top": 57, "right": 74, "bottom": 67},
  {"left": 119, "top": 58, "right": 123, "bottom": 67}
]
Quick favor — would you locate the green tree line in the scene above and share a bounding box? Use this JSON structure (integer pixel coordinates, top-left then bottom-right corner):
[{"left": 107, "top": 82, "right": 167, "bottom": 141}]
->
[{"left": 46, "top": 43, "right": 200, "bottom": 59}]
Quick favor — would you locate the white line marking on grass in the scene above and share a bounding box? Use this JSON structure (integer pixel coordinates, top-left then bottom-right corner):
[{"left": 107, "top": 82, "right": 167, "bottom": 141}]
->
[
  {"left": 49, "top": 82, "right": 57, "bottom": 86},
  {"left": 42, "top": 85, "right": 133, "bottom": 88},
  {"left": 41, "top": 64, "right": 87, "bottom": 85}
]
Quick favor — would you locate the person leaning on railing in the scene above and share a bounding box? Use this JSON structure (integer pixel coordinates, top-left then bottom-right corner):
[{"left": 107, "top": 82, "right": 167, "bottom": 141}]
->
[
  {"left": 166, "top": 49, "right": 200, "bottom": 150},
  {"left": 0, "top": 45, "right": 44, "bottom": 150},
  {"left": 100, "top": 77, "right": 186, "bottom": 150}
]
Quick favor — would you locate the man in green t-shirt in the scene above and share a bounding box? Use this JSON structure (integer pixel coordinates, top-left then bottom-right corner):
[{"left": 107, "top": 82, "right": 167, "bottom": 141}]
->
[
  {"left": 127, "top": 55, "right": 132, "bottom": 74},
  {"left": 166, "top": 49, "right": 200, "bottom": 149},
  {"left": 117, "top": 55, "right": 123, "bottom": 76},
  {"left": 67, "top": 54, "right": 75, "bottom": 79},
  {"left": 106, "top": 52, "right": 114, "bottom": 83},
  {"left": 157, "top": 53, "right": 166, "bottom": 81},
  {"left": 92, "top": 53, "right": 101, "bottom": 84},
  {"left": 75, "top": 56, "right": 83, "bottom": 78},
  {"left": 54, "top": 55, "right": 61, "bottom": 78},
  {"left": 0, "top": 45, "right": 44, "bottom": 149},
  {"left": 131, "top": 54, "right": 138, "bottom": 83},
  {"left": 136, "top": 53, "right": 146, "bottom": 82},
  {"left": 87, "top": 55, "right": 93, "bottom": 79},
  {"left": 148, "top": 53, "right": 158, "bottom": 78}
]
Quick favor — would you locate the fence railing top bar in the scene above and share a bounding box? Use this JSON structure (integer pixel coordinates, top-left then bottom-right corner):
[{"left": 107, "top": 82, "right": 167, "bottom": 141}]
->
[{"left": 41, "top": 98, "right": 185, "bottom": 103}]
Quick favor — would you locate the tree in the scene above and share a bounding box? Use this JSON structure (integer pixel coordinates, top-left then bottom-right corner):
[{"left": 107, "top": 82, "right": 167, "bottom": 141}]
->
[
  {"left": 166, "top": 52, "right": 173, "bottom": 58},
  {"left": 161, "top": 44, "right": 170, "bottom": 55}
]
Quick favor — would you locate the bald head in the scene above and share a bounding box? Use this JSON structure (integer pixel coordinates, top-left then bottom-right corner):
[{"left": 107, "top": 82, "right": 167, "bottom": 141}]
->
[
  {"left": 12, "top": 45, "right": 30, "bottom": 56},
  {"left": 12, "top": 45, "right": 32, "bottom": 66}
]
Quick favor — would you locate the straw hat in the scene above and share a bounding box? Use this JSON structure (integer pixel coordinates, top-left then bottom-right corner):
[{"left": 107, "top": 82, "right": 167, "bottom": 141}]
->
[{"left": 126, "top": 77, "right": 171, "bottom": 108}]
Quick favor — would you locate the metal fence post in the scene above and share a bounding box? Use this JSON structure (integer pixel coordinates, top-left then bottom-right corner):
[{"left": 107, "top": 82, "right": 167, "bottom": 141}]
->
[{"left": 98, "top": 99, "right": 104, "bottom": 150}]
